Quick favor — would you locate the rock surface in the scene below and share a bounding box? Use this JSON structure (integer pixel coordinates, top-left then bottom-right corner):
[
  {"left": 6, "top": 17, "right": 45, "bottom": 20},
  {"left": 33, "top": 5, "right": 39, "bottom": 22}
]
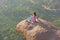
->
[{"left": 16, "top": 18, "right": 60, "bottom": 40}]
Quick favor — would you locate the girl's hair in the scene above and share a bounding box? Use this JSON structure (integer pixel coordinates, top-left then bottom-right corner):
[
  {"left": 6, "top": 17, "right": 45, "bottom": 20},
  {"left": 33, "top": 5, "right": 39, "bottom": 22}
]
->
[{"left": 33, "top": 11, "right": 37, "bottom": 16}]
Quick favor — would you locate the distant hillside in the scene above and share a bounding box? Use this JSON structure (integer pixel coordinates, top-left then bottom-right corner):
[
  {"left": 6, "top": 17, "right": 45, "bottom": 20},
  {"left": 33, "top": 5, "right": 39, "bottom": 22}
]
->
[{"left": 0, "top": 0, "right": 60, "bottom": 21}]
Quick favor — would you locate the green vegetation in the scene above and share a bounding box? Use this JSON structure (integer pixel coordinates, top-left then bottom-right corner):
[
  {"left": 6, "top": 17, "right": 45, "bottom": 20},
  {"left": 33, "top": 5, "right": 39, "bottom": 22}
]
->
[
  {"left": 0, "top": 0, "right": 60, "bottom": 40},
  {"left": 52, "top": 19, "right": 60, "bottom": 28}
]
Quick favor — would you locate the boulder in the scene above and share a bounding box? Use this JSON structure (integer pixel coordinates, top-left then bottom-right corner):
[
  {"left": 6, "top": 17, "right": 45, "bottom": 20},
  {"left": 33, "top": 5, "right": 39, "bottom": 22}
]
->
[{"left": 16, "top": 18, "right": 60, "bottom": 40}]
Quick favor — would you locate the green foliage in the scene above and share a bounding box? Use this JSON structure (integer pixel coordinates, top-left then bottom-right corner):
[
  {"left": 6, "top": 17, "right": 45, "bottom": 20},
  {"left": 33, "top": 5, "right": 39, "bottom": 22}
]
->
[
  {"left": 52, "top": 19, "right": 60, "bottom": 28},
  {"left": 0, "top": 0, "right": 60, "bottom": 40}
]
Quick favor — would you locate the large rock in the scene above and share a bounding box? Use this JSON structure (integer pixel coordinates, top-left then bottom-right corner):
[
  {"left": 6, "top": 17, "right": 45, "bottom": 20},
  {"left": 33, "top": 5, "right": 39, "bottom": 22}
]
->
[
  {"left": 56, "top": 30, "right": 60, "bottom": 40},
  {"left": 16, "top": 18, "right": 60, "bottom": 40}
]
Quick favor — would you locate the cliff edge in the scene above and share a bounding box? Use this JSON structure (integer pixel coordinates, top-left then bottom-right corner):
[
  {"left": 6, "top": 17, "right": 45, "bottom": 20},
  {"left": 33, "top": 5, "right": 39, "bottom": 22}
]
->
[{"left": 16, "top": 18, "right": 60, "bottom": 40}]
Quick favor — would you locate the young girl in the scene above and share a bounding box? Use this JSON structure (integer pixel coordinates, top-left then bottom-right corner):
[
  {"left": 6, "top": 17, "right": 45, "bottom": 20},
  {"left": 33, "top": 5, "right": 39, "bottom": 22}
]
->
[
  {"left": 26, "top": 11, "right": 38, "bottom": 22},
  {"left": 32, "top": 11, "right": 38, "bottom": 22}
]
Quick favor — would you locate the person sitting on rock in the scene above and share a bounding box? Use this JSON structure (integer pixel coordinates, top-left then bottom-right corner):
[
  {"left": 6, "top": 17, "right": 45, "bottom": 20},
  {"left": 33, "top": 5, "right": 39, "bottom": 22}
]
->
[
  {"left": 32, "top": 11, "right": 38, "bottom": 22},
  {"left": 26, "top": 11, "right": 38, "bottom": 22}
]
